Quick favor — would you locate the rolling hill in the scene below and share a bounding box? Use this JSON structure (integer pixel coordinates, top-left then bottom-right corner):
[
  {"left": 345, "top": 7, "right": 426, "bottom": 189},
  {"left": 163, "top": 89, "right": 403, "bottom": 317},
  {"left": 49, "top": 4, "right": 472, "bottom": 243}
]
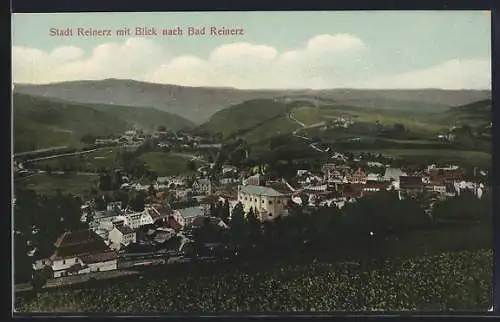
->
[
  {"left": 200, "top": 99, "right": 302, "bottom": 139},
  {"left": 13, "top": 93, "right": 194, "bottom": 153},
  {"left": 14, "top": 79, "right": 491, "bottom": 124}
]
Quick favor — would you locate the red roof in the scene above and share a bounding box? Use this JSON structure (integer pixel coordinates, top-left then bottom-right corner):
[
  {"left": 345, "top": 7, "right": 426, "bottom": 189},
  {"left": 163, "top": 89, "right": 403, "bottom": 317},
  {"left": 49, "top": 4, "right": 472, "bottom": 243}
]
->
[{"left": 364, "top": 181, "right": 390, "bottom": 190}]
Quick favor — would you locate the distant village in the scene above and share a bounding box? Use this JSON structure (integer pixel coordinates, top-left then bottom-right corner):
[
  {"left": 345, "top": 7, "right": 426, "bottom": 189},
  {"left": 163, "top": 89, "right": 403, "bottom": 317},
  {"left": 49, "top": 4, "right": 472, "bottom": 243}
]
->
[{"left": 17, "top": 126, "right": 490, "bottom": 282}]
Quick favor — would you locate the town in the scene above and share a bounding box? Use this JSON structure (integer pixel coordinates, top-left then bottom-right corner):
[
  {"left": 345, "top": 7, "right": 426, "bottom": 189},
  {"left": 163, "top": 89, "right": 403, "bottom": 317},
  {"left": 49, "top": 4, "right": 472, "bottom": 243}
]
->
[{"left": 13, "top": 124, "right": 490, "bottom": 288}]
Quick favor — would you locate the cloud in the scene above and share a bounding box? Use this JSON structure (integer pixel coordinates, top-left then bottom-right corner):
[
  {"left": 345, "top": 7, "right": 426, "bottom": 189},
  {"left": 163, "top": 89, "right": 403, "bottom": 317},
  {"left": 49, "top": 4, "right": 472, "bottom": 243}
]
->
[
  {"left": 358, "top": 58, "right": 491, "bottom": 90},
  {"left": 11, "top": 34, "right": 491, "bottom": 89}
]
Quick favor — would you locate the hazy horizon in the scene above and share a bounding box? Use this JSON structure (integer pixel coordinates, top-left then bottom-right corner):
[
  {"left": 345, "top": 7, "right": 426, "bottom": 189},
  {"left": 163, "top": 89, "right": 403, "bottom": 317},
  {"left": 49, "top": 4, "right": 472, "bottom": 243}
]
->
[{"left": 13, "top": 78, "right": 492, "bottom": 92}]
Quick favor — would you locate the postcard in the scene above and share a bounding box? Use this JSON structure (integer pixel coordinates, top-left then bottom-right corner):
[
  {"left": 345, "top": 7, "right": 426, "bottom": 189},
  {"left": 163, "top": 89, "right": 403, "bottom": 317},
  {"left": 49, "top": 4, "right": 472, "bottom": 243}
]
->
[{"left": 12, "top": 11, "right": 492, "bottom": 314}]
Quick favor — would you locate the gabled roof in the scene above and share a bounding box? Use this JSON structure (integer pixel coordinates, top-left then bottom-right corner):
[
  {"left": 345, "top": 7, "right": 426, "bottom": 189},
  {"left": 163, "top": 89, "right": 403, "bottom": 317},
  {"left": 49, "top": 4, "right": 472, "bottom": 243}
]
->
[
  {"left": 178, "top": 206, "right": 205, "bottom": 218},
  {"left": 115, "top": 224, "right": 135, "bottom": 235},
  {"left": 51, "top": 230, "right": 112, "bottom": 260}
]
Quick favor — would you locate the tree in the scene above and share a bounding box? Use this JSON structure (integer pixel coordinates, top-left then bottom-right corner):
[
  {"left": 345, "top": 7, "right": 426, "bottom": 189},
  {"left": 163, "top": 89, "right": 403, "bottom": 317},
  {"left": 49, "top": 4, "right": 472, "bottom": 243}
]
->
[
  {"left": 209, "top": 202, "right": 217, "bottom": 217},
  {"left": 129, "top": 191, "right": 146, "bottom": 212},
  {"left": 157, "top": 125, "right": 167, "bottom": 132},
  {"left": 246, "top": 207, "right": 261, "bottom": 244},
  {"left": 230, "top": 202, "right": 246, "bottom": 245},
  {"left": 186, "top": 160, "right": 197, "bottom": 173},
  {"left": 432, "top": 194, "right": 491, "bottom": 223},
  {"left": 98, "top": 173, "right": 112, "bottom": 191},
  {"left": 221, "top": 199, "right": 230, "bottom": 224},
  {"left": 300, "top": 193, "right": 309, "bottom": 208},
  {"left": 31, "top": 266, "right": 53, "bottom": 294}
]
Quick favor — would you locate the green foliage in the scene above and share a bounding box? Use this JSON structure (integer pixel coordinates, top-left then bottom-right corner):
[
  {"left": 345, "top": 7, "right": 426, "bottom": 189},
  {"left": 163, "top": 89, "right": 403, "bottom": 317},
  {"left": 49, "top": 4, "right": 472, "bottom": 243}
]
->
[
  {"left": 432, "top": 193, "right": 492, "bottom": 223},
  {"left": 15, "top": 250, "right": 492, "bottom": 312}
]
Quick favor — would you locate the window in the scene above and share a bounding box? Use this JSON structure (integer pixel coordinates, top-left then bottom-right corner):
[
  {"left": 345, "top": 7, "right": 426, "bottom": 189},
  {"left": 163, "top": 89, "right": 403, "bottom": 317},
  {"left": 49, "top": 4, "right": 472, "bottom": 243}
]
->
[
  {"left": 254, "top": 199, "right": 257, "bottom": 202},
  {"left": 75, "top": 258, "right": 78, "bottom": 263},
  {"left": 268, "top": 213, "right": 273, "bottom": 217},
  {"left": 277, "top": 200, "right": 281, "bottom": 204},
  {"left": 269, "top": 200, "right": 273, "bottom": 205},
  {"left": 62, "top": 259, "right": 66, "bottom": 265},
  {"left": 245, "top": 197, "right": 248, "bottom": 201},
  {"left": 262, "top": 200, "right": 265, "bottom": 203}
]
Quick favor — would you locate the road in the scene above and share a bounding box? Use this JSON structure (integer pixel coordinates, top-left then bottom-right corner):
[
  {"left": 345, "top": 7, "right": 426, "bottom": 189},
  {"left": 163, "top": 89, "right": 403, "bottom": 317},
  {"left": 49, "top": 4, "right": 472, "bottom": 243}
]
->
[
  {"left": 21, "top": 146, "right": 116, "bottom": 163},
  {"left": 288, "top": 111, "right": 329, "bottom": 153},
  {"left": 14, "top": 146, "right": 69, "bottom": 158}
]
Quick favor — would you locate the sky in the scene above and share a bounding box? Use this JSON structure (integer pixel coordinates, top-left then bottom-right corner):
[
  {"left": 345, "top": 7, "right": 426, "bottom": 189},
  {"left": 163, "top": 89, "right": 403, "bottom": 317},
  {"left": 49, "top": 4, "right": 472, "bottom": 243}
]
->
[{"left": 11, "top": 11, "right": 491, "bottom": 89}]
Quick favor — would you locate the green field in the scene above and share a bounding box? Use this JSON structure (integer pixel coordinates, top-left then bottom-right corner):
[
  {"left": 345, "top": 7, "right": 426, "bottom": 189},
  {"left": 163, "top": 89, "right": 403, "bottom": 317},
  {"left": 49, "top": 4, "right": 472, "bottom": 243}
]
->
[
  {"left": 244, "top": 116, "right": 299, "bottom": 145},
  {"left": 16, "top": 173, "right": 99, "bottom": 197},
  {"left": 293, "top": 105, "right": 447, "bottom": 135},
  {"left": 139, "top": 152, "right": 200, "bottom": 176},
  {"left": 32, "top": 148, "right": 119, "bottom": 172},
  {"left": 350, "top": 149, "right": 492, "bottom": 166}
]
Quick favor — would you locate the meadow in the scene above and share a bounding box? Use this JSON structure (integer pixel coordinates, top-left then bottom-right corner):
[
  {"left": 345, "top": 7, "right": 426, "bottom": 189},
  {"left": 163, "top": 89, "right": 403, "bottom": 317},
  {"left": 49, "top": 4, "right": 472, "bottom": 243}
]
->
[
  {"left": 139, "top": 152, "right": 201, "bottom": 177},
  {"left": 16, "top": 173, "right": 99, "bottom": 197}
]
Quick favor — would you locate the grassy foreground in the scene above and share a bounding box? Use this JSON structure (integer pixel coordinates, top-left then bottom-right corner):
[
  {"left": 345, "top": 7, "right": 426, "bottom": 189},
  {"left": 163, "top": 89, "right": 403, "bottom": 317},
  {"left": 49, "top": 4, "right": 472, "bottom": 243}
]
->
[{"left": 15, "top": 249, "right": 492, "bottom": 313}]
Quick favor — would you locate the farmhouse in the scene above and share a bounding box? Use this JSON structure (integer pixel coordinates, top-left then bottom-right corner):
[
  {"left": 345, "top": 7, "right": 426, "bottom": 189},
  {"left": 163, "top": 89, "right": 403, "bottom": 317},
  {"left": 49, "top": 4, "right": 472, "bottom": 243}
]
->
[{"left": 33, "top": 230, "right": 117, "bottom": 278}]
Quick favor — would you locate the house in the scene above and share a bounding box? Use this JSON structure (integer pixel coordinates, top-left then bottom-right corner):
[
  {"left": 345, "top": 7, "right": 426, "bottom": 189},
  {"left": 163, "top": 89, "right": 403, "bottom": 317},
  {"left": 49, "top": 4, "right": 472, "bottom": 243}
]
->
[
  {"left": 148, "top": 204, "right": 172, "bottom": 224},
  {"left": 222, "top": 165, "right": 238, "bottom": 175},
  {"left": 176, "top": 206, "right": 207, "bottom": 226},
  {"left": 427, "top": 166, "right": 464, "bottom": 182},
  {"left": 108, "top": 221, "right": 136, "bottom": 247},
  {"left": 297, "top": 170, "right": 310, "bottom": 177},
  {"left": 192, "top": 178, "right": 212, "bottom": 195},
  {"left": 399, "top": 176, "right": 424, "bottom": 200},
  {"left": 366, "top": 173, "right": 383, "bottom": 182},
  {"left": 33, "top": 230, "right": 117, "bottom": 278},
  {"left": 153, "top": 227, "right": 176, "bottom": 244},
  {"left": 89, "top": 207, "right": 123, "bottom": 230},
  {"left": 124, "top": 211, "right": 150, "bottom": 229},
  {"left": 349, "top": 168, "right": 367, "bottom": 184},
  {"left": 367, "top": 161, "right": 384, "bottom": 168},
  {"left": 237, "top": 183, "right": 292, "bottom": 221}
]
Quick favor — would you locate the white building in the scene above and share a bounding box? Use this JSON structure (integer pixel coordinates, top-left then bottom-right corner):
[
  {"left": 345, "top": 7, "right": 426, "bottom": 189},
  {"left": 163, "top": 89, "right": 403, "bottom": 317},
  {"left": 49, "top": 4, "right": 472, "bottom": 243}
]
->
[
  {"left": 192, "top": 179, "right": 212, "bottom": 195},
  {"left": 237, "top": 183, "right": 292, "bottom": 221},
  {"left": 108, "top": 222, "right": 136, "bottom": 247}
]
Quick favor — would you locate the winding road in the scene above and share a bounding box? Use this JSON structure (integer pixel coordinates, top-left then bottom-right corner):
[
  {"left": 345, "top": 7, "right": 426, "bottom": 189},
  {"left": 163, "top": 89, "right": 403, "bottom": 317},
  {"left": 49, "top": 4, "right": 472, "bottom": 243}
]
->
[{"left": 288, "top": 111, "right": 329, "bottom": 153}]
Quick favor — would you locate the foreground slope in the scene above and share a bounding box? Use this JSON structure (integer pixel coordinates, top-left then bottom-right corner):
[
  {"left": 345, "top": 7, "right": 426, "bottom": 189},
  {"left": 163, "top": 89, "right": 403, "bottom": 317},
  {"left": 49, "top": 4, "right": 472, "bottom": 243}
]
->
[{"left": 15, "top": 249, "right": 491, "bottom": 312}]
